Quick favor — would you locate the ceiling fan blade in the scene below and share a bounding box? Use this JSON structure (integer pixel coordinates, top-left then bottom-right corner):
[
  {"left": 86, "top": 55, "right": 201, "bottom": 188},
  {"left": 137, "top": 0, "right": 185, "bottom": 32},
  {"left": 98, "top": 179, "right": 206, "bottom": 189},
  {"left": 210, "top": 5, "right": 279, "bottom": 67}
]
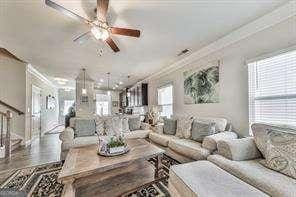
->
[
  {"left": 110, "top": 27, "right": 140, "bottom": 38},
  {"left": 45, "top": 0, "right": 91, "bottom": 24},
  {"left": 0, "top": 48, "right": 26, "bottom": 63},
  {"left": 97, "top": 0, "right": 109, "bottom": 22},
  {"left": 73, "top": 31, "right": 92, "bottom": 43},
  {"left": 105, "top": 37, "right": 120, "bottom": 52}
]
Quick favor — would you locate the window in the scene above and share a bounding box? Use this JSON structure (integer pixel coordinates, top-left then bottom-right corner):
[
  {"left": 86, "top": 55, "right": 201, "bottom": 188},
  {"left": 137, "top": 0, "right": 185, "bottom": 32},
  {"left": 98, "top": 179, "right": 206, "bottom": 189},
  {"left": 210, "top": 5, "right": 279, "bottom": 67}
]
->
[
  {"left": 248, "top": 49, "right": 296, "bottom": 131},
  {"left": 96, "top": 94, "right": 111, "bottom": 116},
  {"left": 157, "top": 84, "right": 173, "bottom": 118},
  {"left": 63, "top": 100, "right": 75, "bottom": 115}
]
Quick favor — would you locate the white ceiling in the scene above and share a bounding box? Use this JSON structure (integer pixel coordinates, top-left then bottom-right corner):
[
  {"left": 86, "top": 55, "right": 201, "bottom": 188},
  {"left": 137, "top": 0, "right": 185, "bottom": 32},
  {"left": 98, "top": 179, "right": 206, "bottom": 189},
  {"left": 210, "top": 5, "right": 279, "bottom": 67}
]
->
[{"left": 0, "top": 0, "right": 288, "bottom": 89}]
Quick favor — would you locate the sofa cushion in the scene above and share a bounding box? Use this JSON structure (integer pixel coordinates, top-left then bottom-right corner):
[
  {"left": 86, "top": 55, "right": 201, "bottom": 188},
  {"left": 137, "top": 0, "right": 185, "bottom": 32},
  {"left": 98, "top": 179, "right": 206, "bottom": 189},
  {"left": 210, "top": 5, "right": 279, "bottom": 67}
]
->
[
  {"left": 196, "top": 117, "right": 227, "bottom": 132},
  {"left": 191, "top": 121, "right": 217, "bottom": 142},
  {"left": 262, "top": 129, "right": 296, "bottom": 179},
  {"left": 208, "top": 155, "right": 296, "bottom": 197},
  {"left": 202, "top": 131, "right": 238, "bottom": 152},
  {"left": 124, "top": 130, "right": 151, "bottom": 139},
  {"left": 168, "top": 139, "right": 210, "bottom": 160},
  {"left": 163, "top": 118, "right": 177, "bottom": 135},
  {"left": 217, "top": 137, "right": 261, "bottom": 161},
  {"left": 169, "top": 161, "right": 268, "bottom": 197},
  {"left": 149, "top": 132, "right": 178, "bottom": 147},
  {"left": 74, "top": 119, "right": 96, "bottom": 137},
  {"left": 128, "top": 116, "right": 141, "bottom": 131},
  {"left": 175, "top": 116, "right": 194, "bottom": 138},
  {"left": 73, "top": 136, "right": 98, "bottom": 148}
]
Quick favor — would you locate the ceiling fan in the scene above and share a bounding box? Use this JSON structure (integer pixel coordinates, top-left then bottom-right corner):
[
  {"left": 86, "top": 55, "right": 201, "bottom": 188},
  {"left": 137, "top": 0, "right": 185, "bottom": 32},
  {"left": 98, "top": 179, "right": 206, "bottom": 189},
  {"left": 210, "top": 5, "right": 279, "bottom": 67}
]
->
[{"left": 45, "top": 0, "right": 141, "bottom": 52}]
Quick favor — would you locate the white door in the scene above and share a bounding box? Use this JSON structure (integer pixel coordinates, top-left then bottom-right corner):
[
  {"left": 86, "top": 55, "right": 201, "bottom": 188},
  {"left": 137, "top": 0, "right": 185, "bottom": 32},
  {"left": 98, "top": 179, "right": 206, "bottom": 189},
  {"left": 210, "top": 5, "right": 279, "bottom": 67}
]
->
[{"left": 31, "top": 85, "right": 41, "bottom": 139}]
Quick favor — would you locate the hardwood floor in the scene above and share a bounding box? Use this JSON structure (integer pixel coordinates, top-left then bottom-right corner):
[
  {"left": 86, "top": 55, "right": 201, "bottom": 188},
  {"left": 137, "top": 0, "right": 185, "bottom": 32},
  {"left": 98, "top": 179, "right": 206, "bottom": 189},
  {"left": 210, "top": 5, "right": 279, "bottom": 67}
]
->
[{"left": 0, "top": 133, "right": 61, "bottom": 172}]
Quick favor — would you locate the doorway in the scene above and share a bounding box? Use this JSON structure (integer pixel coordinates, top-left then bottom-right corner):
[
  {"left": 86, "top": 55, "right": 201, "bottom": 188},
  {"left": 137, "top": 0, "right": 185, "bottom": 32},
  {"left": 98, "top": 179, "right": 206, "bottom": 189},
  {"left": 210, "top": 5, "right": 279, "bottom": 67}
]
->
[{"left": 31, "top": 85, "right": 42, "bottom": 139}]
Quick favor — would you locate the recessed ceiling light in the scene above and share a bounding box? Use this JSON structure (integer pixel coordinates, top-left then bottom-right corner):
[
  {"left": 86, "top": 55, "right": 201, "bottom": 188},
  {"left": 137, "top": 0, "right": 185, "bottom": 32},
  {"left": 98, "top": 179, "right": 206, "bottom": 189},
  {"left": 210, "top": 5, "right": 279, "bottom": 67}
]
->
[
  {"left": 54, "top": 77, "right": 68, "bottom": 82},
  {"left": 100, "top": 79, "right": 104, "bottom": 82},
  {"left": 58, "top": 81, "right": 67, "bottom": 85},
  {"left": 119, "top": 81, "right": 123, "bottom": 85},
  {"left": 115, "top": 84, "right": 119, "bottom": 88}
]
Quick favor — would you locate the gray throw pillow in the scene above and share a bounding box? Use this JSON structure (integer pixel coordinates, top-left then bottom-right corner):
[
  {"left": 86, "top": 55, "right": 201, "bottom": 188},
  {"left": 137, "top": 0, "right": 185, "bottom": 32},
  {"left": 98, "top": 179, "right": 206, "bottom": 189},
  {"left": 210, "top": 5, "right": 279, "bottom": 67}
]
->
[
  {"left": 128, "top": 117, "right": 141, "bottom": 131},
  {"left": 191, "top": 121, "right": 217, "bottom": 142},
  {"left": 260, "top": 129, "right": 296, "bottom": 179},
  {"left": 75, "top": 119, "right": 96, "bottom": 137},
  {"left": 163, "top": 118, "right": 177, "bottom": 135}
]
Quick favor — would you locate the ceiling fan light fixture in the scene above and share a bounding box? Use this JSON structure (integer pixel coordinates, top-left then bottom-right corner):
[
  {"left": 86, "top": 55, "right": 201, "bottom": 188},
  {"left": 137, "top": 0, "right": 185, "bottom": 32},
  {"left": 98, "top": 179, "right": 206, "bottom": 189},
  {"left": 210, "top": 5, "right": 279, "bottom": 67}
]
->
[{"left": 91, "top": 26, "right": 109, "bottom": 41}]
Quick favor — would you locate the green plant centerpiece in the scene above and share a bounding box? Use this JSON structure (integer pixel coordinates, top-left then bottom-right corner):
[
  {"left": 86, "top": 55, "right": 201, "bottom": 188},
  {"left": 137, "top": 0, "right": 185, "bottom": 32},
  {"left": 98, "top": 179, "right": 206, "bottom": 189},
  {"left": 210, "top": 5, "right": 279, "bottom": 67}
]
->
[{"left": 98, "top": 134, "right": 128, "bottom": 156}]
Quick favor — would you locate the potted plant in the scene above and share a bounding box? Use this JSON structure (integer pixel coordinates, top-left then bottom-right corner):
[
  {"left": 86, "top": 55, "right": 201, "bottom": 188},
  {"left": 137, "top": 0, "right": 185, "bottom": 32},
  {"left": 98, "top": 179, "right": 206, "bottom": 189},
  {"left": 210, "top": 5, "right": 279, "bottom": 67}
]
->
[{"left": 107, "top": 136, "right": 126, "bottom": 154}]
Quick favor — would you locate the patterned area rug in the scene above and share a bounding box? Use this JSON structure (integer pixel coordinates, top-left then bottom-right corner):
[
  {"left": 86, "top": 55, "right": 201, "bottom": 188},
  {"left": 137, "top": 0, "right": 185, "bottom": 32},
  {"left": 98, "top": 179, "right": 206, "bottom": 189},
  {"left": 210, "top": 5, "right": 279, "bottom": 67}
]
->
[{"left": 0, "top": 155, "right": 180, "bottom": 197}]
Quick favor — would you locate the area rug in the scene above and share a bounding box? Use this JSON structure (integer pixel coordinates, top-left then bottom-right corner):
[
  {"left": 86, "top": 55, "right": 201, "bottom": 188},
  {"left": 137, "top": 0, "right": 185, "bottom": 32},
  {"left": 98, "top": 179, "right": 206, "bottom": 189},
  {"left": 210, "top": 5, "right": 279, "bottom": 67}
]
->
[{"left": 0, "top": 155, "right": 180, "bottom": 197}]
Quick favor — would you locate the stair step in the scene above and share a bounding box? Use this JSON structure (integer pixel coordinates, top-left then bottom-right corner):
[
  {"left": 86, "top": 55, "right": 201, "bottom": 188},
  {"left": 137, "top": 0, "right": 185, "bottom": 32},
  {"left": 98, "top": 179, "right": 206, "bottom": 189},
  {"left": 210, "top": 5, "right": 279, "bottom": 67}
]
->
[{"left": 11, "top": 139, "right": 22, "bottom": 151}]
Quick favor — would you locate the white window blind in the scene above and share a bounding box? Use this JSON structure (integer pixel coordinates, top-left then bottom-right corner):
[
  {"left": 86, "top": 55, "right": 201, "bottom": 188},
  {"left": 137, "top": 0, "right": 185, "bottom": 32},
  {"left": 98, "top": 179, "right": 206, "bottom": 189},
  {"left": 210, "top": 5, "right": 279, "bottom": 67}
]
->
[
  {"left": 157, "top": 84, "right": 173, "bottom": 118},
  {"left": 248, "top": 49, "right": 296, "bottom": 131}
]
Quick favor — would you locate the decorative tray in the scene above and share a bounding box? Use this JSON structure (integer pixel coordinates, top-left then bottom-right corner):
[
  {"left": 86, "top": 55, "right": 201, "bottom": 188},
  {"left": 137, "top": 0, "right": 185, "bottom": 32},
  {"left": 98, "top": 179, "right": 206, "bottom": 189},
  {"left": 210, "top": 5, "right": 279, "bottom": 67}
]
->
[{"left": 97, "top": 146, "right": 130, "bottom": 157}]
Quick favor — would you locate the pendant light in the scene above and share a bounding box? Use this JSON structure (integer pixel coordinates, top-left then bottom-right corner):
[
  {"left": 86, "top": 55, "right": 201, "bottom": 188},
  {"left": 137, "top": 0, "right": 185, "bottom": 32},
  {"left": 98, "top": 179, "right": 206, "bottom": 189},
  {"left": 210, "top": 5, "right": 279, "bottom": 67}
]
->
[
  {"left": 82, "top": 68, "right": 87, "bottom": 95},
  {"left": 107, "top": 72, "right": 111, "bottom": 96}
]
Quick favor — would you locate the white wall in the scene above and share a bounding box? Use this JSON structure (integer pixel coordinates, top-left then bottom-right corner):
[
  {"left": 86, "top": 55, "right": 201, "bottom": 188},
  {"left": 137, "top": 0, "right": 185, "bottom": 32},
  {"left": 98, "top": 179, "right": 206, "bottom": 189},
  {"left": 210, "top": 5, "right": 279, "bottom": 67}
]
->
[
  {"left": 0, "top": 57, "right": 26, "bottom": 138},
  {"left": 148, "top": 16, "right": 296, "bottom": 136},
  {"left": 25, "top": 68, "right": 59, "bottom": 143}
]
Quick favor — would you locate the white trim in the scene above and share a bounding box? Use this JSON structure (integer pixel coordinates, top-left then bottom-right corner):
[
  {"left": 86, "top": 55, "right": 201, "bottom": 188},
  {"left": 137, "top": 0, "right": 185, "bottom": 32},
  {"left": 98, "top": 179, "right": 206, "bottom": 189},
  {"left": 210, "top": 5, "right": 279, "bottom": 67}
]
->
[
  {"left": 27, "top": 64, "right": 56, "bottom": 88},
  {"left": 246, "top": 45, "right": 296, "bottom": 64},
  {"left": 141, "top": 1, "right": 296, "bottom": 82}
]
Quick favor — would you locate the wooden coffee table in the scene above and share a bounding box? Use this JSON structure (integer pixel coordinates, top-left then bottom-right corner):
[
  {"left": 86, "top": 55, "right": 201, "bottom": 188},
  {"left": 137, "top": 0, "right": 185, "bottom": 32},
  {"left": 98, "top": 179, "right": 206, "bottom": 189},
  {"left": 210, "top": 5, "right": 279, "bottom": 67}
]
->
[{"left": 58, "top": 139, "right": 165, "bottom": 197}]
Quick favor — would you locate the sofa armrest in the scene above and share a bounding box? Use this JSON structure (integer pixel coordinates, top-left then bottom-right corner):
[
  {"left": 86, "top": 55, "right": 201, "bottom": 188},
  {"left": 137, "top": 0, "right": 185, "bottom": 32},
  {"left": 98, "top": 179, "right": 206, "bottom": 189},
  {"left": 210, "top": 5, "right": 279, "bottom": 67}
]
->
[
  {"left": 154, "top": 124, "right": 164, "bottom": 134},
  {"left": 59, "top": 127, "right": 74, "bottom": 142},
  {"left": 217, "top": 137, "right": 262, "bottom": 161},
  {"left": 140, "top": 122, "right": 151, "bottom": 130},
  {"left": 202, "top": 131, "right": 238, "bottom": 152}
]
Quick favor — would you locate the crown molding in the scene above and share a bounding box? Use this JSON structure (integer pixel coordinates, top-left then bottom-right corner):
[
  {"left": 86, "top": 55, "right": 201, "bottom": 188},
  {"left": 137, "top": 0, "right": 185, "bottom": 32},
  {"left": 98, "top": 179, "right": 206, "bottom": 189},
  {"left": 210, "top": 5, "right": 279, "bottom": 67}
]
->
[
  {"left": 27, "top": 64, "right": 56, "bottom": 88},
  {"left": 142, "top": 1, "right": 296, "bottom": 82}
]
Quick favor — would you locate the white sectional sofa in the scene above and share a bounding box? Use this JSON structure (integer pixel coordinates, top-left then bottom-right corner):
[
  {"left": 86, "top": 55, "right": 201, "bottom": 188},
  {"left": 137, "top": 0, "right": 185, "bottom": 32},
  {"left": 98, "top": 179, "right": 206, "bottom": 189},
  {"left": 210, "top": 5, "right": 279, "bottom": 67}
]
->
[
  {"left": 59, "top": 115, "right": 151, "bottom": 160},
  {"left": 168, "top": 123, "right": 296, "bottom": 197},
  {"left": 149, "top": 117, "right": 238, "bottom": 162}
]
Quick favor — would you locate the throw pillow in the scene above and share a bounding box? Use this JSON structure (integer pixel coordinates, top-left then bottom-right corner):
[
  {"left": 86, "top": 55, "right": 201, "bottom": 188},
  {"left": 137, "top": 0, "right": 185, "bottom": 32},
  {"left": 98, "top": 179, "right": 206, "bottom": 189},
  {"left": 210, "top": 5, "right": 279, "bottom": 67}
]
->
[
  {"left": 175, "top": 116, "right": 194, "bottom": 138},
  {"left": 261, "top": 129, "right": 296, "bottom": 179},
  {"left": 95, "top": 118, "right": 105, "bottom": 135},
  {"left": 121, "top": 117, "right": 130, "bottom": 133},
  {"left": 191, "top": 121, "right": 217, "bottom": 142},
  {"left": 74, "top": 119, "right": 96, "bottom": 137},
  {"left": 128, "top": 116, "right": 141, "bottom": 131},
  {"left": 163, "top": 118, "right": 177, "bottom": 135},
  {"left": 104, "top": 117, "right": 122, "bottom": 136}
]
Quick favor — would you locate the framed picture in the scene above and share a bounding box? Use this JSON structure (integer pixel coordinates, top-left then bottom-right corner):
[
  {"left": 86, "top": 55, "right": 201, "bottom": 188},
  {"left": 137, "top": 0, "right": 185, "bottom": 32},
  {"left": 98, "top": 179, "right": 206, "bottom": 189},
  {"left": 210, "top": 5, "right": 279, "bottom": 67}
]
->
[
  {"left": 184, "top": 61, "right": 220, "bottom": 104},
  {"left": 46, "top": 95, "right": 56, "bottom": 109}
]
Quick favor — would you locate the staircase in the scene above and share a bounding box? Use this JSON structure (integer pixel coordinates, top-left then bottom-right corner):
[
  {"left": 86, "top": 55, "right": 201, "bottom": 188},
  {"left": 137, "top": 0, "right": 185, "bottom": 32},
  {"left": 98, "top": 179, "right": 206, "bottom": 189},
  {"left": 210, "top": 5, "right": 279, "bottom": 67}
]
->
[{"left": 11, "top": 138, "right": 22, "bottom": 151}]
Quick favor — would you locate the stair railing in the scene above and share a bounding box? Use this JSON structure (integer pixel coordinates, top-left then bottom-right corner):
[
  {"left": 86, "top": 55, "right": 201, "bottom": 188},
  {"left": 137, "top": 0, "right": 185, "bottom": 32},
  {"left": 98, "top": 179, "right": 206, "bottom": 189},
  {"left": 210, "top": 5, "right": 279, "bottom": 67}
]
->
[{"left": 0, "top": 110, "right": 12, "bottom": 158}]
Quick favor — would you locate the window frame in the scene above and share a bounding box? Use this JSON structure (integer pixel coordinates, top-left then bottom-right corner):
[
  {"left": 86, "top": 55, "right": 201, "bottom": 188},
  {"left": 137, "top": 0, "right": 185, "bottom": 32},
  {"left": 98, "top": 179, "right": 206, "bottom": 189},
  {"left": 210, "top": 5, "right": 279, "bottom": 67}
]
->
[
  {"left": 157, "top": 83, "right": 174, "bottom": 118},
  {"left": 247, "top": 46, "right": 296, "bottom": 133}
]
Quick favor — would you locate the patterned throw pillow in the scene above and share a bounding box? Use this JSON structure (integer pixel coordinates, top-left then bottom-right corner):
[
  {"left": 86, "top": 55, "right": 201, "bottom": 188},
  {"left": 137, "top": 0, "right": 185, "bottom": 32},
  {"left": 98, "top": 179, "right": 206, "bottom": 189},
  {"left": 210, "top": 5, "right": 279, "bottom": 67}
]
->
[
  {"left": 163, "top": 118, "right": 177, "bottom": 135},
  {"left": 191, "top": 121, "right": 217, "bottom": 142},
  {"left": 175, "top": 117, "right": 194, "bottom": 138},
  {"left": 261, "top": 129, "right": 296, "bottom": 179},
  {"left": 105, "top": 117, "right": 122, "bottom": 136},
  {"left": 95, "top": 118, "right": 105, "bottom": 135},
  {"left": 128, "top": 117, "right": 141, "bottom": 131},
  {"left": 122, "top": 117, "right": 130, "bottom": 133}
]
